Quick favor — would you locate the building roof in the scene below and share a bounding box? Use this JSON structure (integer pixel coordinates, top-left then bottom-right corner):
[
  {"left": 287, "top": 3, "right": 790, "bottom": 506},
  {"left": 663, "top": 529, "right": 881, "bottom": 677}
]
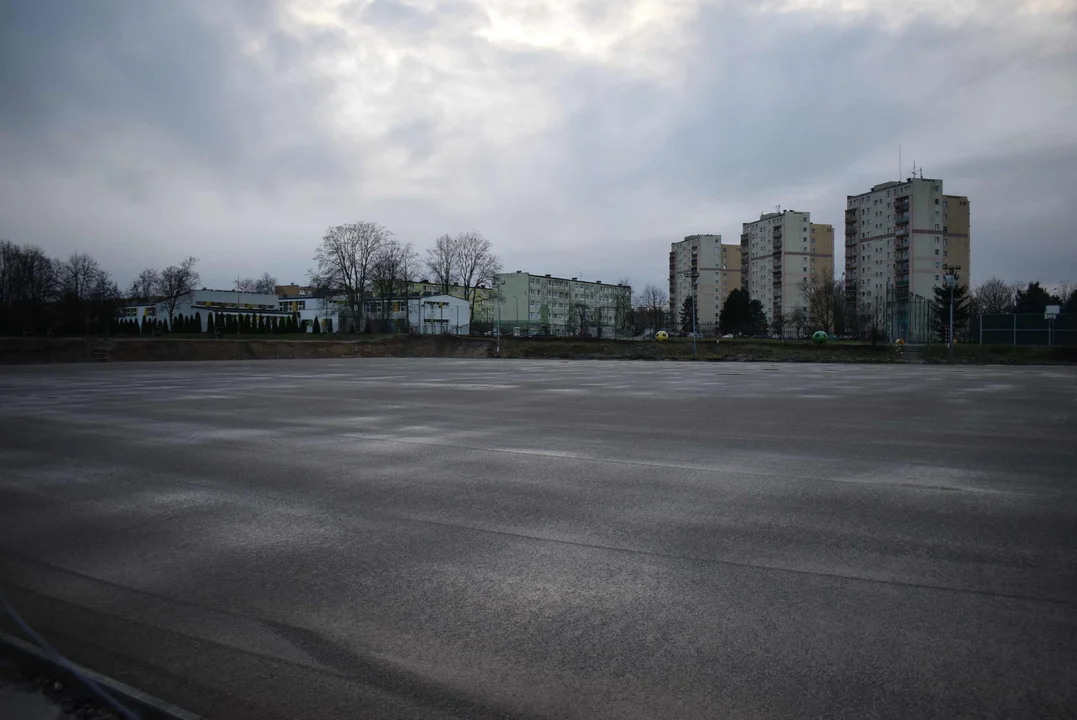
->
[{"left": 498, "top": 271, "right": 628, "bottom": 288}]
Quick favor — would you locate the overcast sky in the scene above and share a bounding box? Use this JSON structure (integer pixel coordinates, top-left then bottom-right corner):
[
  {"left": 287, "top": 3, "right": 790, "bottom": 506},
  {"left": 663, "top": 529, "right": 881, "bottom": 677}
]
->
[{"left": 2, "top": 0, "right": 1075, "bottom": 293}]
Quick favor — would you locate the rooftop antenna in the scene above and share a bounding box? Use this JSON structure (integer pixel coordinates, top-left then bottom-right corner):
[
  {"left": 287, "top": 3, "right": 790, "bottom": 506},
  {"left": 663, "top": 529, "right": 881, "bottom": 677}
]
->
[
  {"left": 899, "top": 143, "right": 902, "bottom": 181},
  {"left": 776, "top": 204, "right": 781, "bottom": 214}
]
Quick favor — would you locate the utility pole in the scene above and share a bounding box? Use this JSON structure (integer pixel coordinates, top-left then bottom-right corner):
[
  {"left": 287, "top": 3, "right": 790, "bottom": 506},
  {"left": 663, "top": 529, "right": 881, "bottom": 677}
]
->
[{"left": 943, "top": 264, "right": 961, "bottom": 360}]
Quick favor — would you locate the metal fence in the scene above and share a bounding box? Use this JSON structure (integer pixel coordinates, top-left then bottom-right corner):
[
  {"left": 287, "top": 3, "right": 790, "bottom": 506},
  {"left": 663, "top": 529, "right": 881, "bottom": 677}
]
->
[
  {"left": 886, "top": 293, "right": 936, "bottom": 344},
  {"left": 979, "top": 313, "right": 1077, "bottom": 346}
]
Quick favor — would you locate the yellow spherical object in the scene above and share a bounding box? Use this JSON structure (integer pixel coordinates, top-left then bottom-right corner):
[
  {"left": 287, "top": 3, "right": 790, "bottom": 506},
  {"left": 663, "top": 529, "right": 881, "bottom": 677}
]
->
[
  {"left": 896, "top": 338, "right": 905, "bottom": 346},
  {"left": 655, "top": 331, "right": 669, "bottom": 342}
]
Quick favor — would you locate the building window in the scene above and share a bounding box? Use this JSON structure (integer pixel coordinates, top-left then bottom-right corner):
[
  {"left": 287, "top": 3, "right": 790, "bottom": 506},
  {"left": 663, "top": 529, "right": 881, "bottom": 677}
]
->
[{"left": 935, "top": 249, "right": 939, "bottom": 256}]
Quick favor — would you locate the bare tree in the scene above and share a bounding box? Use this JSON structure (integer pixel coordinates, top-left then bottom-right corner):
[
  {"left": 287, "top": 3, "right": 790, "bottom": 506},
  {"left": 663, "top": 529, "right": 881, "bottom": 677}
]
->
[
  {"left": 425, "top": 234, "right": 457, "bottom": 295},
  {"left": 157, "top": 256, "right": 200, "bottom": 325},
  {"left": 566, "top": 300, "right": 590, "bottom": 337},
  {"left": 801, "top": 275, "right": 841, "bottom": 335},
  {"left": 634, "top": 283, "right": 668, "bottom": 333},
  {"left": 788, "top": 306, "right": 808, "bottom": 339},
  {"left": 613, "top": 278, "right": 633, "bottom": 336},
  {"left": 58, "top": 253, "right": 120, "bottom": 334},
  {"left": 128, "top": 268, "right": 160, "bottom": 301},
  {"left": 62, "top": 254, "right": 105, "bottom": 302},
  {"left": 313, "top": 222, "right": 390, "bottom": 333},
  {"left": 234, "top": 272, "right": 278, "bottom": 294},
  {"left": 0, "top": 241, "right": 58, "bottom": 334},
  {"left": 770, "top": 310, "right": 785, "bottom": 338},
  {"left": 1052, "top": 281, "right": 1074, "bottom": 310},
  {"left": 973, "top": 277, "right": 1015, "bottom": 314},
  {"left": 860, "top": 294, "right": 889, "bottom": 345},
  {"left": 370, "top": 239, "right": 420, "bottom": 331},
  {"left": 455, "top": 231, "right": 500, "bottom": 311}
]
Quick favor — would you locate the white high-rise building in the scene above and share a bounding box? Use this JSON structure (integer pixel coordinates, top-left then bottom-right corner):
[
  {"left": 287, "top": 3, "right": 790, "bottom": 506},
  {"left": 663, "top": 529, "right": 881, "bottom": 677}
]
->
[
  {"left": 844, "top": 177, "right": 970, "bottom": 340},
  {"left": 739, "top": 211, "right": 834, "bottom": 328},
  {"left": 668, "top": 234, "right": 742, "bottom": 334}
]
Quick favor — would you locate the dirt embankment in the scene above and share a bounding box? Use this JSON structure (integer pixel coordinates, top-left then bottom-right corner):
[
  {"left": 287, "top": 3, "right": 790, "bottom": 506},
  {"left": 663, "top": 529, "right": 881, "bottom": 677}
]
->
[
  {"left": 0, "top": 335, "right": 495, "bottom": 364},
  {"left": 5, "top": 336, "right": 1070, "bottom": 365},
  {"left": 496, "top": 338, "right": 899, "bottom": 363}
]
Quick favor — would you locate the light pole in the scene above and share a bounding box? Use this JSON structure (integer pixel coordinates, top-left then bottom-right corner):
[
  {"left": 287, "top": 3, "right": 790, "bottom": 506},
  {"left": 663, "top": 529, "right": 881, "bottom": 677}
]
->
[
  {"left": 512, "top": 295, "right": 519, "bottom": 334},
  {"left": 942, "top": 264, "right": 961, "bottom": 360},
  {"left": 676, "top": 268, "right": 699, "bottom": 356},
  {"left": 495, "top": 280, "right": 504, "bottom": 354}
]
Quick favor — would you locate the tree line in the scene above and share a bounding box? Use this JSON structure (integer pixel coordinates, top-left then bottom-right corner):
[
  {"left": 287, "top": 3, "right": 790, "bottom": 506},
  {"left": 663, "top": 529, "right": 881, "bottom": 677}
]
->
[
  {"left": 629, "top": 274, "right": 1076, "bottom": 343},
  {"left": 0, "top": 242, "right": 124, "bottom": 336},
  {"left": 311, "top": 223, "right": 501, "bottom": 333},
  {"left": 111, "top": 311, "right": 323, "bottom": 336}
]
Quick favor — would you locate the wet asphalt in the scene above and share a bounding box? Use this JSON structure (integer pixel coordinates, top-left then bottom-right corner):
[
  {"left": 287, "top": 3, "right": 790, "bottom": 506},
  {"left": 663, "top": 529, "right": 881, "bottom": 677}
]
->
[{"left": 0, "top": 359, "right": 1075, "bottom": 719}]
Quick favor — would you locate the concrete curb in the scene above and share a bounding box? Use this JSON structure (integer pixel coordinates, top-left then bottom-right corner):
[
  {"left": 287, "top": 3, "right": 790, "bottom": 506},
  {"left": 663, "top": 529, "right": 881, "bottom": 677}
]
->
[{"left": 0, "top": 630, "right": 203, "bottom": 720}]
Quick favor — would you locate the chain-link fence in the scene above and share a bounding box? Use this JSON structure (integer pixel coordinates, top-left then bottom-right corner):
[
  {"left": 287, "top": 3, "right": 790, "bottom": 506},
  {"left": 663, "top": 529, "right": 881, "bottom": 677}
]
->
[
  {"left": 472, "top": 305, "right": 634, "bottom": 338},
  {"left": 979, "top": 314, "right": 1077, "bottom": 346},
  {"left": 858, "top": 292, "right": 934, "bottom": 344}
]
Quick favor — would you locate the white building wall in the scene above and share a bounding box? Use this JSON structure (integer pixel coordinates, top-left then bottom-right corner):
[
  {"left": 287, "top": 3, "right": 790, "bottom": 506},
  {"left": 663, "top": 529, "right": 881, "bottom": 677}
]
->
[
  {"left": 141, "top": 290, "right": 289, "bottom": 330},
  {"left": 279, "top": 295, "right": 343, "bottom": 332},
  {"left": 409, "top": 295, "right": 470, "bottom": 335},
  {"left": 669, "top": 234, "right": 724, "bottom": 332},
  {"left": 846, "top": 177, "right": 949, "bottom": 306},
  {"left": 742, "top": 211, "right": 813, "bottom": 325}
]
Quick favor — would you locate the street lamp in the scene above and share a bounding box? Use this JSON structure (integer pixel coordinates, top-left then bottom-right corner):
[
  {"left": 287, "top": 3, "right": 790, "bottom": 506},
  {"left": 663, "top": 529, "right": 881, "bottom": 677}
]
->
[
  {"left": 512, "top": 295, "right": 520, "bottom": 334},
  {"left": 942, "top": 264, "right": 961, "bottom": 361},
  {"left": 495, "top": 280, "right": 504, "bottom": 354},
  {"left": 675, "top": 268, "right": 700, "bottom": 357}
]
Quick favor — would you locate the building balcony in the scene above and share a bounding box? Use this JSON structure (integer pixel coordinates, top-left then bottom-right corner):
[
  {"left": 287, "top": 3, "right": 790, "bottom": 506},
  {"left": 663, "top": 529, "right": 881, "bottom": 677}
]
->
[
  {"left": 895, "top": 213, "right": 909, "bottom": 225},
  {"left": 845, "top": 225, "right": 858, "bottom": 236},
  {"left": 895, "top": 227, "right": 908, "bottom": 238}
]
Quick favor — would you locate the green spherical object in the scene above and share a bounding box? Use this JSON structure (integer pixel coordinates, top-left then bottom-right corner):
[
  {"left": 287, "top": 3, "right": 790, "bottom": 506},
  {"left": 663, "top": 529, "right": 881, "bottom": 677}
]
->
[{"left": 811, "top": 330, "right": 828, "bottom": 344}]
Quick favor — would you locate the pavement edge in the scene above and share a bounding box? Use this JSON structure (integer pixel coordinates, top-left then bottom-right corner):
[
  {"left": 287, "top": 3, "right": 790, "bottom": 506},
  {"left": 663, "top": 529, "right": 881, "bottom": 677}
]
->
[{"left": 0, "top": 629, "right": 203, "bottom": 720}]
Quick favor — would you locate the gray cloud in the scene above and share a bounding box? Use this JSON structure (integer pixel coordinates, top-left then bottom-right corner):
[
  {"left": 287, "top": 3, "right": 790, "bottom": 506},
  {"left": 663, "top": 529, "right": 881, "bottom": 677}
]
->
[{"left": 1, "top": 0, "right": 1074, "bottom": 291}]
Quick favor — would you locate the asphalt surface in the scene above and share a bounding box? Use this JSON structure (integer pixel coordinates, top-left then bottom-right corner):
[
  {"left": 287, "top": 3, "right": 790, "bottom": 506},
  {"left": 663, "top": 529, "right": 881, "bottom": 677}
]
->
[{"left": 1, "top": 359, "right": 1075, "bottom": 719}]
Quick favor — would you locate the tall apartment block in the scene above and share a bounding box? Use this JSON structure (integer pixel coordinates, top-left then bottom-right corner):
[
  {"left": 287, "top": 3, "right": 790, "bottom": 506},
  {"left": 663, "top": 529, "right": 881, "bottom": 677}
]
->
[
  {"left": 668, "top": 234, "right": 742, "bottom": 333},
  {"left": 844, "top": 177, "right": 970, "bottom": 339},
  {"left": 739, "top": 211, "right": 834, "bottom": 325}
]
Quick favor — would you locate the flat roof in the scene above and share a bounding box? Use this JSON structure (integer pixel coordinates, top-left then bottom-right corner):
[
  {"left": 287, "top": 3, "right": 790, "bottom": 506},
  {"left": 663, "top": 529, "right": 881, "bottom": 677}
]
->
[{"left": 500, "top": 272, "right": 628, "bottom": 287}]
